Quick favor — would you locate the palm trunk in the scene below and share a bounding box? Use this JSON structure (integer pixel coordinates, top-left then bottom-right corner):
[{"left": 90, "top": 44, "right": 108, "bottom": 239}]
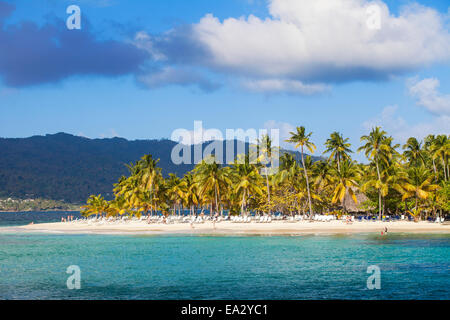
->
[
  {"left": 214, "top": 184, "right": 219, "bottom": 214},
  {"left": 432, "top": 159, "right": 438, "bottom": 181},
  {"left": 337, "top": 156, "right": 341, "bottom": 173},
  {"left": 443, "top": 158, "right": 448, "bottom": 181},
  {"left": 375, "top": 158, "right": 382, "bottom": 220},
  {"left": 240, "top": 189, "right": 245, "bottom": 215},
  {"left": 301, "top": 146, "right": 313, "bottom": 219},
  {"left": 415, "top": 196, "right": 418, "bottom": 221},
  {"left": 266, "top": 173, "right": 271, "bottom": 214}
]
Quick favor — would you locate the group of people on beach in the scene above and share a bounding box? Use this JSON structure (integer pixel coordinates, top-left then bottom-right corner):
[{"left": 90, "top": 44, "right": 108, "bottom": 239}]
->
[{"left": 61, "top": 215, "right": 74, "bottom": 222}]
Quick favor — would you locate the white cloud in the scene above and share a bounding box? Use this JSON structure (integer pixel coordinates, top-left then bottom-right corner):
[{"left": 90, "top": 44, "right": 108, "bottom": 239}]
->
[
  {"left": 191, "top": 0, "right": 450, "bottom": 81},
  {"left": 363, "top": 105, "right": 450, "bottom": 143},
  {"left": 264, "top": 120, "right": 296, "bottom": 149},
  {"left": 171, "top": 123, "right": 224, "bottom": 145},
  {"left": 134, "top": 0, "right": 450, "bottom": 94},
  {"left": 408, "top": 77, "right": 450, "bottom": 115},
  {"left": 243, "top": 79, "right": 329, "bottom": 95},
  {"left": 136, "top": 66, "right": 220, "bottom": 92}
]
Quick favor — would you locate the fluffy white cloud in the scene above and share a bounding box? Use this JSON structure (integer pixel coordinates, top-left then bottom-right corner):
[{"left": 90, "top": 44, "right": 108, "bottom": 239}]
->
[
  {"left": 408, "top": 77, "right": 450, "bottom": 115},
  {"left": 192, "top": 0, "right": 450, "bottom": 81},
  {"left": 363, "top": 105, "right": 450, "bottom": 143},
  {"left": 134, "top": 0, "right": 450, "bottom": 94}
]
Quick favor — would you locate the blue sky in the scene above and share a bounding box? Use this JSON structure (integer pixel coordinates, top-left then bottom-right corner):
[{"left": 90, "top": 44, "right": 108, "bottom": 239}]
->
[{"left": 0, "top": 0, "right": 449, "bottom": 161}]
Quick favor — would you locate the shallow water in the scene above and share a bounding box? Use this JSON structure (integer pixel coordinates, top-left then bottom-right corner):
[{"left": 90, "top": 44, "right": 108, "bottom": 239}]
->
[{"left": 0, "top": 228, "right": 448, "bottom": 299}]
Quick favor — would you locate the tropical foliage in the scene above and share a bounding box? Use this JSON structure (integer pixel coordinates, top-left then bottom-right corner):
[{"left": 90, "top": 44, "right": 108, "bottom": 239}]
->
[{"left": 83, "top": 128, "right": 449, "bottom": 221}]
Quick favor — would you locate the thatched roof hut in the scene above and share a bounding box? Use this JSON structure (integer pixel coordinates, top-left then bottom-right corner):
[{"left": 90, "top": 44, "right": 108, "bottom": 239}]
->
[{"left": 342, "top": 188, "right": 372, "bottom": 213}]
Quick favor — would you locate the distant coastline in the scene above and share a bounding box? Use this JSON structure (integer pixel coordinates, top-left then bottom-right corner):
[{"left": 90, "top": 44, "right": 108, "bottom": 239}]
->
[
  {"left": 0, "top": 209, "right": 80, "bottom": 213},
  {"left": 0, "top": 198, "right": 80, "bottom": 212}
]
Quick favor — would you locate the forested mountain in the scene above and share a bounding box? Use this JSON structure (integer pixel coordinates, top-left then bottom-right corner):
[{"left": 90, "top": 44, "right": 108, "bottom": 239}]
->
[{"left": 0, "top": 133, "right": 318, "bottom": 203}]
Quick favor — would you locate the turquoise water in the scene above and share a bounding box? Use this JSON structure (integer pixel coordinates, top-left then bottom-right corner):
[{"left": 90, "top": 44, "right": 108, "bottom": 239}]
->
[{"left": 0, "top": 231, "right": 449, "bottom": 300}]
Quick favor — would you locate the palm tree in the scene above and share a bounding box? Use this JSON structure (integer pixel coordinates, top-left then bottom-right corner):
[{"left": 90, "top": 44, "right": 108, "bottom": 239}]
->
[
  {"left": 258, "top": 134, "right": 275, "bottom": 214},
  {"left": 82, "top": 194, "right": 108, "bottom": 217},
  {"left": 402, "top": 137, "right": 424, "bottom": 167},
  {"left": 424, "top": 134, "right": 438, "bottom": 180},
  {"left": 183, "top": 172, "right": 199, "bottom": 216},
  {"left": 324, "top": 132, "right": 352, "bottom": 172},
  {"left": 431, "top": 135, "right": 449, "bottom": 181},
  {"left": 231, "top": 155, "right": 264, "bottom": 215},
  {"left": 402, "top": 167, "right": 440, "bottom": 219},
  {"left": 330, "top": 160, "right": 360, "bottom": 212},
  {"left": 166, "top": 173, "right": 187, "bottom": 216},
  {"left": 106, "top": 195, "right": 127, "bottom": 217},
  {"left": 286, "top": 126, "right": 316, "bottom": 217},
  {"left": 358, "top": 127, "right": 393, "bottom": 219},
  {"left": 193, "top": 157, "right": 231, "bottom": 215}
]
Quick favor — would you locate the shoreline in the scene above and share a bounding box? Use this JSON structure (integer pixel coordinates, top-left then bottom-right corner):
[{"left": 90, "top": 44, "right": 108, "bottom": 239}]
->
[
  {"left": 0, "top": 209, "right": 81, "bottom": 213},
  {"left": 4, "top": 220, "right": 450, "bottom": 236}
]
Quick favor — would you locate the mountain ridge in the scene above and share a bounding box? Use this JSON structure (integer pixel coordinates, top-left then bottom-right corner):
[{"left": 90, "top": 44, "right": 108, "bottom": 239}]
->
[{"left": 0, "top": 132, "right": 321, "bottom": 203}]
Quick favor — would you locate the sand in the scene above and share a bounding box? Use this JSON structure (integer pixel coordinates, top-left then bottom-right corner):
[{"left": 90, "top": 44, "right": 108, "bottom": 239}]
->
[{"left": 7, "top": 220, "right": 450, "bottom": 235}]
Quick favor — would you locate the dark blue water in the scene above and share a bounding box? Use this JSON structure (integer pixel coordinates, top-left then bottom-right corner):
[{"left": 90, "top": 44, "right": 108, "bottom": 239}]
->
[
  {"left": 0, "top": 212, "right": 449, "bottom": 300},
  {"left": 0, "top": 211, "right": 81, "bottom": 226}
]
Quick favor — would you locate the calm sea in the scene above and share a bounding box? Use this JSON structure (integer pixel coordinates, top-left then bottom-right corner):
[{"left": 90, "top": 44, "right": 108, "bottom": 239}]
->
[{"left": 0, "top": 212, "right": 449, "bottom": 299}]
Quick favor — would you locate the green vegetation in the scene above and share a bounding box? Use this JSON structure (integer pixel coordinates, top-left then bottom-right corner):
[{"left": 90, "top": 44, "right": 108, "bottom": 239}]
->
[
  {"left": 0, "top": 133, "right": 318, "bottom": 203},
  {"left": 0, "top": 198, "right": 80, "bottom": 212},
  {"left": 83, "top": 127, "right": 449, "bottom": 221}
]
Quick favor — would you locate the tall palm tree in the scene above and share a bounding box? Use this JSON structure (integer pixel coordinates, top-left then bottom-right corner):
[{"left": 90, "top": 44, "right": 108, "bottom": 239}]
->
[
  {"left": 424, "top": 134, "right": 438, "bottom": 180},
  {"left": 231, "top": 155, "right": 264, "bottom": 215},
  {"left": 258, "top": 134, "right": 274, "bottom": 214},
  {"left": 358, "top": 127, "right": 393, "bottom": 219},
  {"left": 431, "top": 135, "right": 449, "bottom": 181},
  {"left": 286, "top": 126, "right": 316, "bottom": 217},
  {"left": 166, "top": 173, "right": 187, "bottom": 215},
  {"left": 193, "top": 157, "right": 231, "bottom": 214},
  {"left": 402, "top": 137, "right": 424, "bottom": 167},
  {"left": 183, "top": 172, "right": 199, "bottom": 216},
  {"left": 324, "top": 132, "right": 352, "bottom": 172}
]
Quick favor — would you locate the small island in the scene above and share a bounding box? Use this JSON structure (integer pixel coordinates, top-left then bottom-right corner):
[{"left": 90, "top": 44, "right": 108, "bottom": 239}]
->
[{"left": 16, "top": 127, "right": 450, "bottom": 235}]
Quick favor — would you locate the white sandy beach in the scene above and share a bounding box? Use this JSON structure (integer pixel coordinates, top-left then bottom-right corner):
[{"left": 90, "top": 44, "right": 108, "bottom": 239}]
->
[{"left": 11, "top": 220, "right": 450, "bottom": 235}]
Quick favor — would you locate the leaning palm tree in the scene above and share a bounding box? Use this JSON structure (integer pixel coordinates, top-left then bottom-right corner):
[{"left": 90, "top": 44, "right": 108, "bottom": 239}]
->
[
  {"left": 286, "top": 126, "right": 316, "bottom": 218},
  {"left": 323, "top": 131, "right": 352, "bottom": 173},
  {"left": 81, "top": 194, "right": 108, "bottom": 217}
]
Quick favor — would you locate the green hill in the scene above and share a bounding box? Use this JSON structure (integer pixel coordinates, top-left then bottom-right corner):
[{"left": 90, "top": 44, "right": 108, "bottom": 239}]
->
[{"left": 0, "top": 133, "right": 320, "bottom": 203}]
